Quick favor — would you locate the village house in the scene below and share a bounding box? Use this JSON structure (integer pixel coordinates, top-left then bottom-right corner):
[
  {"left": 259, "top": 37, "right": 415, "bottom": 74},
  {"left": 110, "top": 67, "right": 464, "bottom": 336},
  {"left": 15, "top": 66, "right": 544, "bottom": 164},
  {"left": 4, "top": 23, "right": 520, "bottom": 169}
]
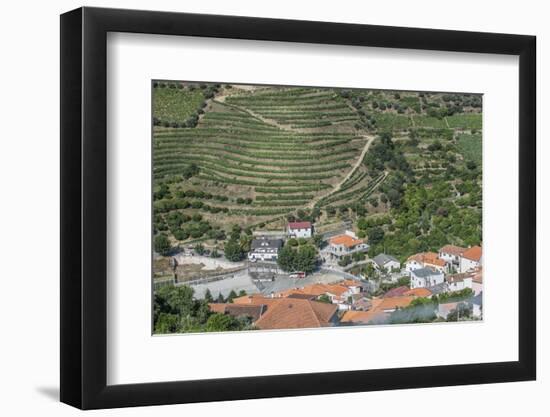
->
[
  {"left": 446, "top": 271, "right": 474, "bottom": 292},
  {"left": 410, "top": 267, "right": 445, "bottom": 289},
  {"left": 471, "top": 267, "right": 483, "bottom": 295},
  {"left": 383, "top": 286, "right": 409, "bottom": 298},
  {"left": 342, "top": 295, "right": 416, "bottom": 325},
  {"left": 373, "top": 253, "right": 401, "bottom": 272},
  {"left": 459, "top": 245, "right": 482, "bottom": 273},
  {"left": 438, "top": 244, "right": 466, "bottom": 271},
  {"left": 248, "top": 237, "right": 283, "bottom": 262},
  {"left": 274, "top": 280, "right": 365, "bottom": 311},
  {"left": 326, "top": 231, "right": 369, "bottom": 260},
  {"left": 254, "top": 298, "right": 339, "bottom": 330},
  {"left": 405, "top": 252, "right": 447, "bottom": 274},
  {"left": 223, "top": 295, "right": 339, "bottom": 329},
  {"left": 287, "top": 221, "right": 313, "bottom": 239},
  {"left": 426, "top": 282, "right": 449, "bottom": 296},
  {"left": 208, "top": 303, "right": 266, "bottom": 322}
]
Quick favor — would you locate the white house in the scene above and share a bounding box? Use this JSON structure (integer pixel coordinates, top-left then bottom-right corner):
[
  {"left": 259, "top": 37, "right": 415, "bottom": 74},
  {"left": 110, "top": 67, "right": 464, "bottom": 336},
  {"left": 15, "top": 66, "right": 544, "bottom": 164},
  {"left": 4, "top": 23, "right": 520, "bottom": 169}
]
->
[
  {"left": 459, "top": 245, "right": 482, "bottom": 273},
  {"left": 248, "top": 237, "right": 283, "bottom": 262},
  {"left": 405, "top": 252, "right": 447, "bottom": 274},
  {"left": 410, "top": 267, "right": 445, "bottom": 289},
  {"left": 373, "top": 253, "right": 400, "bottom": 272},
  {"left": 327, "top": 231, "right": 369, "bottom": 260},
  {"left": 438, "top": 244, "right": 466, "bottom": 270},
  {"left": 471, "top": 267, "right": 483, "bottom": 295},
  {"left": 446, "top": 272, "right": 474, "bottom": 292},
  {"left": 287, "top": 221, "right": 313, "bottom": 239}
]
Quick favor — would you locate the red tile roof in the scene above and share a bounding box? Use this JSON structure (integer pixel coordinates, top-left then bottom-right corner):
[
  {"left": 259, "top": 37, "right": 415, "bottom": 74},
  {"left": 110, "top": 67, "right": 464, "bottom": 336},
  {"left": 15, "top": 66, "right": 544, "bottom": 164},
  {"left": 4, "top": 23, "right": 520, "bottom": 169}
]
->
[
  {"left": 407, "top": 252, "right": 446, "bottom": 267},
  {"left": 383, "top": 286, "right": 409, "bottom": 298},
  {"left": 462, "top": 246, "right": 482, "bottom": 262},
  {"left": 329, "top": 234, "right": 364, "bottom": 249},
  {"left": 341, "top": 310, "right": 387, "bottom": 324},
  {"left": 254, "top": 298, "right": 337, "bottom": 330},
  {"left": 288, "top": 221, "right": 312, "bottom": 229},
  {"left": 208, "top": 303, "right": 266, "bottom": 322},
  {"left": 404, "top": 288, "right": 433, "bottom": 298},
  {"left": 439, "top": 245, "right": 466, "bottom": 256}
]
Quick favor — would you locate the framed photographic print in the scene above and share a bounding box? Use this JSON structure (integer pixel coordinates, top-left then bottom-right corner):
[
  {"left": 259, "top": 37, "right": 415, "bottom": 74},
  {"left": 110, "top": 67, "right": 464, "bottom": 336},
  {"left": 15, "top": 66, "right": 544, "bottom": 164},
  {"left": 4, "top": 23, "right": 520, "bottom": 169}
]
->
[{"left": 60, "top": 6, "right": 536, "bottom": 410}]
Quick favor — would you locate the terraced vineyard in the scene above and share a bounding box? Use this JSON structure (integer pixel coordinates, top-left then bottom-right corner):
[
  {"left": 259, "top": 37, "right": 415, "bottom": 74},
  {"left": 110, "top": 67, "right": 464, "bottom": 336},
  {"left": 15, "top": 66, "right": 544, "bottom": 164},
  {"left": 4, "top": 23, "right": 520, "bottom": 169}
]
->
[{"left": 152, "top": 82, "right": 482, "bottom": 250}]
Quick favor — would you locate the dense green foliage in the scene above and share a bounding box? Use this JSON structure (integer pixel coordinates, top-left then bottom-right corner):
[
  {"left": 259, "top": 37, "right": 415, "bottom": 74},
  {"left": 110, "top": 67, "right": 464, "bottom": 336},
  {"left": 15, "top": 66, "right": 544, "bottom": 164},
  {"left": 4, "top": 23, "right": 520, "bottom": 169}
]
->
[
  {"left": 153, "top": 84, "right": 206, "bottom": 126},
  {"left": 277, "top": 243, "right": 318, "bottom": 273},
  {"left": 153, "top": 285, "right": 255, "bottom": 333}
]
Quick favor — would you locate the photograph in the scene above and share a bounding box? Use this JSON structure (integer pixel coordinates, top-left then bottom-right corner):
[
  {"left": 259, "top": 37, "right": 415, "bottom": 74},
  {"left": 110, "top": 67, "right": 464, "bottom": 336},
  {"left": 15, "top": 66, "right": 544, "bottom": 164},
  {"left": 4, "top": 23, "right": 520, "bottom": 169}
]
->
[{"left": 152, "top": 82, "right": 483, "bottom": 334}]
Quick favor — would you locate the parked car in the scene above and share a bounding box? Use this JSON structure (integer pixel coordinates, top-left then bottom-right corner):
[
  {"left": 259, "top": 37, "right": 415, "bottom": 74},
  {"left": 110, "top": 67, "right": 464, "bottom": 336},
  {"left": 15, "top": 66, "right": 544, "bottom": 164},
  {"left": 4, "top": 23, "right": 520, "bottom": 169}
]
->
[{"left": 289, "top": 271, "right": 306, "bottom": 279}]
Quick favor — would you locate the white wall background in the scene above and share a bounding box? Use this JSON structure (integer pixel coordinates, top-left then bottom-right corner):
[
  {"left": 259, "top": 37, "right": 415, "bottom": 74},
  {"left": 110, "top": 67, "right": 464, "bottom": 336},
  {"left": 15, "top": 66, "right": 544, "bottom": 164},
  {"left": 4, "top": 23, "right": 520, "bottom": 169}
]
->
[{"left": 0, "top": 0, "right": 545, "bottom": 415}]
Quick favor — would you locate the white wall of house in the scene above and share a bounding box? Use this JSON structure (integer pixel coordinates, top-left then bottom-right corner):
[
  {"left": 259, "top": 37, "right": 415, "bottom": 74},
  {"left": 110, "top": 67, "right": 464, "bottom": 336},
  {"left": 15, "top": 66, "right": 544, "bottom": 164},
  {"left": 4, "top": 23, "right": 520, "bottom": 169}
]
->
[
  {"left": 328, "top": 242, "right": 368, "bottom": 257},
  {"left": 288, "top": 227, "right": 312, "bottom": 238},
  {"left": 410, "top": 271, "right": 445, "bottom": 289},
  {"left": 460, "top": 257, "right": 481, "bottom": 273},
  {"left": 248, "top": 251, "right": 278, "bottom": 261},
  {"left": 405, "top": 260, "right": 423, "bottom": 273},
  {"left": 382, "top": 260, "right": 401, "bottom": 271},
  {"left": 448, "top": 277, "right": 473, "bottom": 292},
  {"left": 439, "top": 251, "right": 461, "bottom": 265}
]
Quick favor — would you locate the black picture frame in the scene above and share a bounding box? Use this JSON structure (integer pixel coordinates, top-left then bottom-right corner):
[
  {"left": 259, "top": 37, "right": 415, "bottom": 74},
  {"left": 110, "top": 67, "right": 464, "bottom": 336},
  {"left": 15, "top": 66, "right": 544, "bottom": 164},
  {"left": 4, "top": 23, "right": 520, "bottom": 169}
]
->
[{"left": 60, "top": 6, "right": 536, "bottom": 410}]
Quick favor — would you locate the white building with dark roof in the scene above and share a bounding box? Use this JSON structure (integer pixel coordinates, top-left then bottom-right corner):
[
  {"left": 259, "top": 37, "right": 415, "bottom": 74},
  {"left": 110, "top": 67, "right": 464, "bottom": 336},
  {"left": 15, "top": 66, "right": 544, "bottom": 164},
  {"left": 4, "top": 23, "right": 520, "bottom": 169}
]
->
[
  {"left": 410, "top": 267, "right": 445, "bottom": 289},
  {"left": 248, "top": 237, "right": 284, "bottom": 262},
  {"left": 373, "top": 254, "right": 400, "bottom": 272}
]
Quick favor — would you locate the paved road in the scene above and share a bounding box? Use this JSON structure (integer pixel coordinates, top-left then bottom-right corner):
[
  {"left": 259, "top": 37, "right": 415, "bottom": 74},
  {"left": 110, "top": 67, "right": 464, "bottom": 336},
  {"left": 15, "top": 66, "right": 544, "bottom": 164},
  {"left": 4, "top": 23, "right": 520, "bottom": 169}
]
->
[{"left": 191, "top": 269, "right": 354, "bottom": 299}]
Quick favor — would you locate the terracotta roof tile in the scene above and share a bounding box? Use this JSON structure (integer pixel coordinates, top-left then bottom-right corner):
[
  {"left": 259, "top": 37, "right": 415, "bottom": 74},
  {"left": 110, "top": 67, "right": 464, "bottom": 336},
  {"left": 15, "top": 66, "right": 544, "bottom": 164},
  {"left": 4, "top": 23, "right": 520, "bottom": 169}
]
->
[
  {"left": 439, "top": 245, "right": 466, "bottom": 256},
  {"left": 404, "top": 288, "right": 433, "bottom": 297},
  {"left": 407, "top": 252, "right": 446, "bottom": 267},
  {"left": 462, "top": 246, "right": 482, "bottom": 262},
  {"left": 288, "top": 221, "right": 312, "bottom": 229},
  {"left": 329, "top": 234, "right": 364, "bottom": 249},
  {"left": 254, "top": 299, "right": 337, "bottom": 330}
]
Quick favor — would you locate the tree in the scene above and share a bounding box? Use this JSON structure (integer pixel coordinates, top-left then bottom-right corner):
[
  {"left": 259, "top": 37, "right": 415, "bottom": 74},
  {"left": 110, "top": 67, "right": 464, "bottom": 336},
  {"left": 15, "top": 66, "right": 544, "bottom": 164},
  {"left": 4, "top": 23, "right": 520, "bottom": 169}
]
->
[
  {"left": 367, "top": 226, "right": 385, "bottom": 246},
  {"left": 216, "top": 293, "right": 225, "bottom": 303},
  {"left": 318, "top": 294, "right": 331, "bottom": 304},
  {"left": 277, "top": 245, "right": 296, "bottom": 272},
  {"left": 205, "top": 314, "right": 240, "bottom": 332},
  {"left": 338, "top": 255, "right": 352, "bottom": 267},
  {"left": 154, "top": 233, "right": 171, "bottom": 255},
  {"left": 428, "top": 141, "right": 443, "bottom": 152},
  {"left": 313, "top": 235, "right": 324, "bottom": 249},
  {"left": 154, "top": 313, "right": 179, "bottom": 334},
  {"left": 224, "top": 239, "right": 245, "bottom": 262},
  {"left": 446, "top": 302, "right": 472, "bottom": 322},
  {"left": 277, "top": 244, "right": 318, "bottom": 273},
  {"left": 194, "top": 243, "right": 205, "bottom": 255},
  {"left": 227, "top": 290, "right": 238, "bottom": 303},
  {"left": 295, "top": 245, "right": 317, "bottom": 273},
  {"left": 204, "top": 289, "right": 213, "bottom": 303},
  {"left": 352, "top": 251, "right": 366, "bottom": 262}
]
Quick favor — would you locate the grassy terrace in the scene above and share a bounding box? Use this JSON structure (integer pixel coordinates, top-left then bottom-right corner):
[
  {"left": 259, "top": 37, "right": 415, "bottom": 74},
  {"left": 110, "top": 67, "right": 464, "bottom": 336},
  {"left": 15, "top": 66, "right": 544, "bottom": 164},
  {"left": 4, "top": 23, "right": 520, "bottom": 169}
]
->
[
  {"left": 224, "top": 88, "right": 359, "bottom": 128},
  {"left": 153, "top": 86, "right": 205, "bottom": 125},
  {"left": 152, "top": 83, "right": 483, "bottom": 244},
  {"left": 153, "top": 90, "right": 365, "bottom": 218}
]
